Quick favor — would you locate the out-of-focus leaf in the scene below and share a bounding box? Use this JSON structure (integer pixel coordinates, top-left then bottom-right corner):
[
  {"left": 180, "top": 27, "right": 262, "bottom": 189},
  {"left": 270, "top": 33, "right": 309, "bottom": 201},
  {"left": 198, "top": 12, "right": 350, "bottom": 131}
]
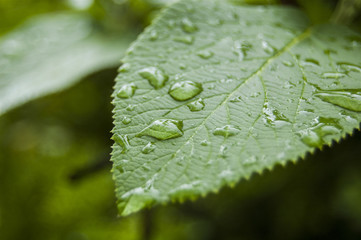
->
[
  {"left": 0, "top": 13, "right": 133, "bottom": 116},
  {"left": 111, "top": 0, "right": 361, "bottom": 216}
]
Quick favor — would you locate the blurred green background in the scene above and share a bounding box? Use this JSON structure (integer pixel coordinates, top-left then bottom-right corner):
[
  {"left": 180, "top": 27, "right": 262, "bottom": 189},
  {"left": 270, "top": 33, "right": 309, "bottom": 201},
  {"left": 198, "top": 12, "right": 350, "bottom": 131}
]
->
[{"left": 1, "top": 0, "right": 361, "bottom": 239}]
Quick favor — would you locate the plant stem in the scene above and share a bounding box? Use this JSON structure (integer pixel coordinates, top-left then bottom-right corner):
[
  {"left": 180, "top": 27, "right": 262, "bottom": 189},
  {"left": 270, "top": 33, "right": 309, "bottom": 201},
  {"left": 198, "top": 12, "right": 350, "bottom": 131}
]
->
[{"left": 331, "top": 0, "right": 361, "bottom": 24}]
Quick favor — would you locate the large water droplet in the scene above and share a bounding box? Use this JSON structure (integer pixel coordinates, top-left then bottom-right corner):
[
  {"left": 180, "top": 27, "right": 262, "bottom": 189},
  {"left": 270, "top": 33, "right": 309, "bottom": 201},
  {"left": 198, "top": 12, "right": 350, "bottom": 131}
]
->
[
  {"left": 112, "top": 134, "right": 130, "bottom": 153},
  {"left": 122, "top": 116, "right": 132, "bottom": 125},
  {"left": 187, "top": 98, "right": 205, "bottom": 111},
  {"left": 169, "top": 81, "right": 202, "bottom": 101},
  {"left": 139, "top": 67, "right": 168, "bottom": 89},
  {"left": 174, "top": 36, "right": 194, "bottom": 44},
  {"left": 213, "top": 125, "right": 239, "bottom": 137},
  {"left": 181, "top": 18, "right": 197, "bottom": 33},
  {"left": 300, "top": 130, "right": 321, "bottom": 147},
  {"left": 137, "top": 119, "right": 183, "bottom": 140},
  {"left": 315, "top": 92, "right": 361, "bottom": 112},
  {"left": 197, "top": 50, "right": 213, "bottom": 59},
  {"left": 117, "top": 83, "right": 137, "bottom": 98},
  {"left": 142, "top": 142, "right": 156, "bottom": 154}
]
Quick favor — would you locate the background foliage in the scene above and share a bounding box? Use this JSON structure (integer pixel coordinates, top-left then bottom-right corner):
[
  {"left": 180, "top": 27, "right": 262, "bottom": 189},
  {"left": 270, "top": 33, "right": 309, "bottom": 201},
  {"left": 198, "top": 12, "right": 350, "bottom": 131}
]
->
[{"left": 0, "top": 0, "right": 361, "bottom": 239}]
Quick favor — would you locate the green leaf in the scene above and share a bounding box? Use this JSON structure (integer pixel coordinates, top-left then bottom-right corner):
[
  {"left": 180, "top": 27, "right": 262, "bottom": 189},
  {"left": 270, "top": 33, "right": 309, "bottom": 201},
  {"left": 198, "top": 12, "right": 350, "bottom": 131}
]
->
[
  {"left": 0, "top": 13, "right": 133, "bottom": 116},
  {"left": 112, "top": 0, "right": 361, "bottom": 216}
]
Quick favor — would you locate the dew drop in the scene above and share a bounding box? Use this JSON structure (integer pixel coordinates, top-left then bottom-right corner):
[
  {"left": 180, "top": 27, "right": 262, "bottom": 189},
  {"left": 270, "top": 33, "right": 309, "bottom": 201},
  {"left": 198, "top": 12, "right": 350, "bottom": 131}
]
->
[
  {"left": 213, "top": 125, "right": 239, "bottom": 137},
  {"left": 187, "top": 98, "right": 205, "bottom": 111},
  {"left": 142, "top": 142, "right": 156, "bottom": 154},
  {"left": 282, "top": 60, "right": 294, "bottom": 67},
  {"left": 219, "top": 145, "right": 228, "bottom": 158},
  {"left": 137, "top": 119, "right": 183, "bottom": 140},
  {"left": 262, "top": 40, "right": 275, "bottom": 55},
  {"left": 169, "top": 81, "right": 203, "bottom": 101},
  {"left": 139, "top": 67, "right": 168, "bottom": 89},
  {"left": 181, "top": 17, "right": 197, "bottom": 33},
  {"left": 322, "top": 72, "right": 346, "bottom": 79},
  {"left": 200, "top": 140, "right": 209, "bottom": 146},
  {"left": 174, "top": 35, "right": 194, "bottom": 44},
  {"left": 149, "top": 30, "right": 158, "bottom": 41},
  {"left": 122, "top": 116, "right": 132, "bottom": 125},
  {"left": 300, "top": 130, "right": 321, "bottom": 147},
  {"left": 197, "top": 50, "right": 213, "bottom": 59},
  {"left": 117, "top": 83, "right": 137, "bottom": 98},
  {"left": 315, "top": 92, "right": 361, "bottom": 112},
  {"left": 126, "top": 104, "right": 135, "bottom": 111},
  {"left": 234, "top": 40, "right": 252, "bottom": 61},
  {"left": 337, "top": 62, "right": 361, "bottom": 73},
  {"left": 301, "top": 58, "right": 320, "bottom": 67},
  {"left": 118, "top": 63, "right": 131, "bottom": 73},
  {"left": 112, "top": 134, "right": 130, "bottom": 153}
]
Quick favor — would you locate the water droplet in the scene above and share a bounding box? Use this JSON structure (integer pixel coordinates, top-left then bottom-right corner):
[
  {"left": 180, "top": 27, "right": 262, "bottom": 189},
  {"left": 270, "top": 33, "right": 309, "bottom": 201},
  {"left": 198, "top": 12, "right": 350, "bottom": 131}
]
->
[
  {"left": 263, "top": 103, "right": 290, "bottom": 126},
  {"left": 282, "top": 60, "right": 294, "bottom": 67},
  {"left": 197, "top": 50, "right": 213, "bottom": 59},
  {"left": 117, "top": 83, "right": 137, "bottom": 98},
  {"left": 139, "top": 67, "right": 168, "bottom": 89},
  {"left": 234, "top": 41, "right": 252, "bottom": 61},
  {"left": 118, "top": 63, "right": 131, "bottom": 73},
  {"left": 219, "top": 145, "right": 228, "bottom": 158},
  {"left": 230, "top": 96, "right": 242, "bottom": 102},
  {"left": 243, "top": 156, "right": 257, "bottom": 166},
  {"left": 213, "top": 125, "right": 239, "bottom": 137},
  {"left": 142, "top": 142, "right": 156, "bottom": 154},
  {"left": 315, "top": 92, "right": 361, "bottom": 112},
  {"left": 137, "top": 119, "right": 183, "bottom": 140},
  {"left": 149, "top": 30, "right": 158, "bottom": 41},
  {"left": 187, "top": 98, "right": 205, "bottom": 111},
  {"left": 112, "top": 134, "right": 130, "bottom": 153},
  {"left": 300, "top": 130, "right": 321, "bottom": 147},
  {"left": 169, "top": 81, "right": 202, "bottom": 101},
  {"left": 126, "top": 104, "right": 135, "bottom": 111},
  {"left": 337, "top": 62, "right": 361, "bottom": 73},
  {"left": 181, "top": 18, "right": 197, "bottom": 33},
  {"left": 174, "top": 35, "right": 194, "bottom": 44},
  {"left": 179, "top": 63, "right": 187, "bottom": 70},
  {"left": 200, "top": 140, "right": 209, "bottom": 146},
  {"left": 122, "top": 116, "right": 132, "bottom": 125},
  {"left": 301, "top": 59, "right": 320, "bottom": 67},
  {"left": 262, "top": 40, "right": 275, "bottom": 55},
  {"left": 322, "top": 72, "right": 346, "bottom": 79}
]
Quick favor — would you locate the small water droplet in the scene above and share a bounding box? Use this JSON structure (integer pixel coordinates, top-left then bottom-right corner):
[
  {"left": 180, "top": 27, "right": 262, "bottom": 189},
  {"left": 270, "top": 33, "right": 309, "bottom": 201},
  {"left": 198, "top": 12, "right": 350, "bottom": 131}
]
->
[
  {"left": 219, "top": 145, "right": 228, "bottom": 158},
  {"left": 181, "top": 18, "right": 197, "bottom": 33},
  {"left": 282, "top": 60, "right": 294, "bottom": 67},
  {"left": 139, "top": 67, "right": 168, "bottom": 89},
  {"left": 300, "top": 130, "right": 321, "bottom": 147},
  {"left": 122, "top": 116, "right": 132, "bottom": 125},
  {"left": 126, "top": 104, "right": 135, "bottom": 111},
  {"left": 174, "top": 35, "right": 194, "bottom": 44},
  {"left": 337, "top": 62, "right": 361, "bottom": 73},
  {"left": 117, "top": 83, "right": 137, "bottom": 98},
  {"left": 213, "top": 125, "right": 239, "bottom": 137},
  {"left": 230, "top": 96, "right": 242, "bottom": 102},
  {"left": 200, "top": 140, "right": 209, "bottom": 146},
  {"left": 322, "top": 72, "right": 346, "bottom": 79},
  {"left": 262, "top": 40, "right": 275, "bottom": 55},
  {"left": 149, "top": 30, "right": 158, "bottom": 41},
  {"left": 137, "top": 119, "right": 183, "bottom": 140},
  {"left": 243, "top": 156, "right": 257, "bottom": 166},
  {"left": 169, "top": 81, "right": 202, "bottom": 101},
  {"left": 316, "top": 92, "right": 361, "bottom": 112},
  {"left": 142, "top": 142, "right": 156, "bottom": 154},
  {"left": 118, "top": 63, "right": 131, "bottom": 73},
  {"left": 179, "top": 63, "right": 187, "bottom": 70},
  {"left": 197, "top": 50, "right": 213, "bottom": 59},
  {"left": 301, "top": 59, "right": 320, "bottom": 67},
  {"left": 112, "top": 134, "right": 130, "bottom": 153},
  {"left": 234, "top": 41, "right": 252, "bottom": 60},
  {"left": 187, "top": 98, "right": 205, "bottom": 111}
]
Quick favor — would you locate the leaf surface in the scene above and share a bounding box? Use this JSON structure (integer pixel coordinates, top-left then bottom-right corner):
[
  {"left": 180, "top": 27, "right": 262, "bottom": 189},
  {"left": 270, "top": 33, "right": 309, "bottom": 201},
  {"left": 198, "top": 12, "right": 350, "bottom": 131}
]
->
[
  {"left": 0, "top": 13, "right": 133, "bottom": 115},
  {"left": 112, "top": 0, "right": 361, "bottom": 215}
]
